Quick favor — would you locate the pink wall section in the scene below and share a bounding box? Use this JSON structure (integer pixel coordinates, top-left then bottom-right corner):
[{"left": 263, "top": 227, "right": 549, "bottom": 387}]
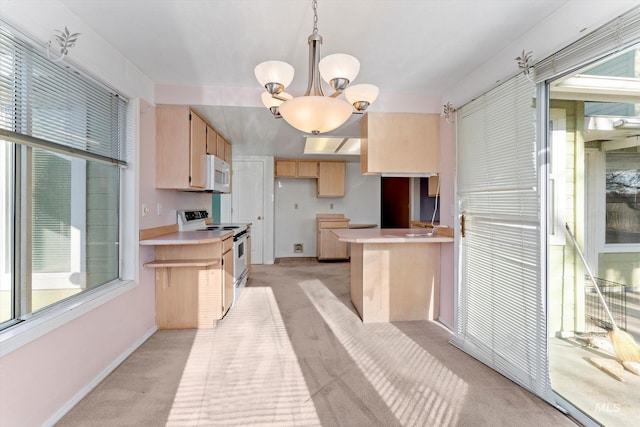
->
[{"left": 439, "top": 117, "right": 456, "bottom": 328}]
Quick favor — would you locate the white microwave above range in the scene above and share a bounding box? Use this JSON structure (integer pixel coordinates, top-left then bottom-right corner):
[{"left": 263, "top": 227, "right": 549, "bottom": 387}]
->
[{"left": 206, "top": 155, "right": 230, "bottom": 193}]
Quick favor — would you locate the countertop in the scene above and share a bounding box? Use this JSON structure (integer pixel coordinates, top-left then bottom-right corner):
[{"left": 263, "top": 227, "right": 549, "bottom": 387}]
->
[
  {"left": 332, "top": 228, "right": 454, "bottom": 243},
  {"left": 139, "top": 230, "right": 233, "bottom": 246},
  {"left": 348, "top": 223, "right": 378, "bottom": 229}
]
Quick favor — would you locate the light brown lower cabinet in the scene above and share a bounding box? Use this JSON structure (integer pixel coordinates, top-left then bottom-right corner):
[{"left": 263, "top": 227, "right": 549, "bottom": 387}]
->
[
  {"left": 146, "top": 236, "right": 234, "bottom": 329},
  {"left": 317, "top": 214, "right": 350, "bottom": 260}
]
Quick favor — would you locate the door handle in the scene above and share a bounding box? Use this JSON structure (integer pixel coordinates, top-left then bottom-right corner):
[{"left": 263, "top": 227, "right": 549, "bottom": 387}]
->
[{"left": 460, "top": 214, "right": 466, "bottom": 238}]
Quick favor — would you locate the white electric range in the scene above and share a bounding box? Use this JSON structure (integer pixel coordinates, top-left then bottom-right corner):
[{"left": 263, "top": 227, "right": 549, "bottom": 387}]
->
[{"left": 177, "top": 210, "right": 249, "bottom": 304}]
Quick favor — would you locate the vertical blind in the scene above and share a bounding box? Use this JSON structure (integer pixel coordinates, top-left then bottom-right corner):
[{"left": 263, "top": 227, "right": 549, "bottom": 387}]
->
[
  {"left": 452, "top": 73, "right": 553, "bottom": 401},
  {"left": 0, "top": 22, "right": 128, "bottom": 166}
]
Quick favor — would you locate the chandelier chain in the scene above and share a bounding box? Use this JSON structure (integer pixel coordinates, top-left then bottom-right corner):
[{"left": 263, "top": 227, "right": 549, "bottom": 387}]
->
[{"left": 312, "top": 0, "right": 318, "bottom": 34}]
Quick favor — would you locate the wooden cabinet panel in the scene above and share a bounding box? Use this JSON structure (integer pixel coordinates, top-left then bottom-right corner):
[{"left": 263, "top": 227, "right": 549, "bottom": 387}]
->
[
  {"left": 317, "top": 161, "right": 345, "bottom": 197},
  {"left": 222, "top": 246, "right": 234, "bottom": 315},
  {"left": 206, "top": 125, "right": 217, "bottom": 155},
  {"left": 190, "top": 112, "right": 207, "bottom": 189},
  {"left": 360, "top": 112, "right": 440, "bottom": 175},
  {"left": 156, "top": 106, "right": 207, "bottom": 190},
  {"left": 224, "top": 139, "right": 232, "bottom": 164},
  {"left": 318, "top": 229, "right": 349, "bottom": 260},
  {"left": 155, "top": 267, "right": 199, "bottom": 329},
  {"left": 275, "top": 160, "right": 297, "bottom": 177},
  {"left": 317, "top": 215, "right": 349, "bottom": 260},
  {"left": 150, "top": 237, "right": 235, "bottom": 329},
  {"left": 297, "top": 161, "right": 319, "bottom": 177},
  {"left": 428, "top": 175, "right": 439, "bottom": 196},
  {"left": 216, "top": 134, "right": 226, "bottom": 160},
  {"left": 156, "top": 105, "right": 190, "bottom": 189}
]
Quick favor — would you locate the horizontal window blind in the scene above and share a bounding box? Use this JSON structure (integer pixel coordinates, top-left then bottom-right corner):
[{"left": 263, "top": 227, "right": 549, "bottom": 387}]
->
[
  {"left": 453, "top": 73, "right": 552, "bottom": 402},
  {"left": 0, "top": 22, "right": 127, "bottom": 166},
  {"left": 535, "top": 5, "right": 640, "bottom": 83}
]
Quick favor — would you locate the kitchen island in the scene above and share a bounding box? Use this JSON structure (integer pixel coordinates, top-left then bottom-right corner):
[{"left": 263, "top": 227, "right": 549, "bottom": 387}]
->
[{"left": 333, "top": 228, "right": 453, "bottom": 323}]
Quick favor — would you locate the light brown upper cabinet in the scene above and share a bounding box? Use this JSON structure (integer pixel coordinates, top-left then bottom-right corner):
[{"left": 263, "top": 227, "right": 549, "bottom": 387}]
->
[
  {"left": 297, "top": 161, "right": 319, "bottom": 178},
  {"left": 156, "top": 105, "right": 207, "bottom": 190},
  {"left": 275, "top": 160, "right": 297, "bottom": 177},
  {"left": 206, "top": 125, "right": 217, "bottom": 155},
  {"left": 216, "top": 134, "right": 226, "bottom": 161},
  {"left": 317, "top": 162, "right": 345, "bottom": 197},
  {"left": 275, "top": 159, "right": 345, "bottom": 197},
  {"left": 360, "top": 112, "right": 440, "bottom": 175}
]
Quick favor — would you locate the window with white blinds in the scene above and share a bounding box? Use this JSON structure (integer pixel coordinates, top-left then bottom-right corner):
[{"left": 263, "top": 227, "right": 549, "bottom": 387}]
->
[
  {"left": 0, "top": 21, "right": 128, "bottom": 327},
  {"left": 452, "top": 73, "right": 552, "bottom": 401},
  {"left": 0, "top": 23, "right": 127, "bottom": 166},
  {"left": 536, "top": 5, "right": 640, "bottom": 84}
]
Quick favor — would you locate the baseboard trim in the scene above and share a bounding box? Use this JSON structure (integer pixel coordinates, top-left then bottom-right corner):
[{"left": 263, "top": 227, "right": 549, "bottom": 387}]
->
[{"left": 42, "top": 325, "right": 158, "bottom": 427}]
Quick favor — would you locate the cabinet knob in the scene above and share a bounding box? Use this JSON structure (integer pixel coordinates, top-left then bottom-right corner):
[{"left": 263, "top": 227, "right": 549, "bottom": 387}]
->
[{"left": 257, "top": 216, "right": 262, "bottom": 220}]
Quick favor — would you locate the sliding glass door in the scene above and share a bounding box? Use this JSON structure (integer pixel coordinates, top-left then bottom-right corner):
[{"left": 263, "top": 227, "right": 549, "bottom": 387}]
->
[{"left": 546, "top": 43, "right": 640, "bottom": 426}]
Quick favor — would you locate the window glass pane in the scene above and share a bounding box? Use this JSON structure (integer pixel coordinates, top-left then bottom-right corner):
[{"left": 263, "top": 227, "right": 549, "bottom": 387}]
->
[
  {"left": 86, "top": 161, "right": 119, "bottom": 288},
  {"left": 29, "top": 151, "right": 120, "bottom": 313},
  {"left": 606, "top": 153, "right": 640, "bottom": 244}
]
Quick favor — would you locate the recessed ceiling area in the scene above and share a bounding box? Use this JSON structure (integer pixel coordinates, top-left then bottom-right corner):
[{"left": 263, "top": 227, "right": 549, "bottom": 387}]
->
[{"left": 303, "top": 137, "right": 360, "bottom": 156}]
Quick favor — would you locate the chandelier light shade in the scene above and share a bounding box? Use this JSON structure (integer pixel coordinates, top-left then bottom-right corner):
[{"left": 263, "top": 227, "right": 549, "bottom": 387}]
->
[
  {"left": 255, "top": 0, "right": 378, "bottom": 134},
  {"left": 261, "top": 91, "right": 292, "bottom": 116},
  {"left": 278, "top": 96, "right": 353, "bottom": 135},
  {"left": 319, "top": 53, "right": 360, "bottom": 90},
  {"left": 255, "top": 60, "right": 295, "bottom": 95},
  {"left": 345, "top": 84, "right": 380, "bottom": 111}
]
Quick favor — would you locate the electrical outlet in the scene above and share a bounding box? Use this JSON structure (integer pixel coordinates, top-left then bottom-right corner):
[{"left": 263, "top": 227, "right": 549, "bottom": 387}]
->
[
  {"left": 157, "top": 203, "right": 163, "bottom": 215},
  {"left": 294, "top": 243, "right": 303, "bottom": 253}
]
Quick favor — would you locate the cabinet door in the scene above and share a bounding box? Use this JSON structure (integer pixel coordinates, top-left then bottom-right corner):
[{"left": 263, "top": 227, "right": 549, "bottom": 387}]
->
[
  {"left": 318, "top": 229, "right": 348, "bottom": 259},
  {"left": 360, "top": 112, "right": 440, "bottom": 174},
  {"left": 275, "top": 160, "right": 297, "bottom": 177},
  {"left": 156, "top": 105, "right": 191, "bottom": 189},
  {"left": 428, "top": 175, "right": 439, "bottom": 196},
  {"left": 190, "top": 112, "right": 207, "bottom": 189},
  {"left": 216, "top": 134, "right": 226, "bottom": 160},
  {"left": 206, "top": 125, "right": 217, "bottom": 155},
  {"left": 222, "top": 248, "right": 234, "bottom": 314},
  {"left": 224, "top": 139, "right": 232, "bottom": 164},
  {"left": 317, "top": 162, "right": 345, "bottom": 197},
  {"left": 297, "top": 161, "right": 319, "bottom": 177},
  {"left": 155, "top": 268, "right": 198, "bottom": 329}
]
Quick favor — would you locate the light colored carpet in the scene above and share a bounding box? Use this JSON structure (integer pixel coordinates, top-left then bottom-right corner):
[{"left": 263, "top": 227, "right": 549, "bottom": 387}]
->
[{"left": 56, "top": 260, "right": 574, "bottom": 426}]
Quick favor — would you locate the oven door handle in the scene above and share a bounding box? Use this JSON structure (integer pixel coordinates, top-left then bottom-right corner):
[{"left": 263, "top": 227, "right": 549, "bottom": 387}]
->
[{"left": 233, "top": 229, "right": 248, "bottom": 241}]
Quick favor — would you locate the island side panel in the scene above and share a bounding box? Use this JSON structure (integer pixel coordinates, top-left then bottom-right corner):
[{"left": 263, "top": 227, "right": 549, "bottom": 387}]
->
[
  {"left": 350, "top": 243, "right": 364, "bottom": 319},
  {"left": 361, "top": 242, "right": 440, "bottom": 323}
]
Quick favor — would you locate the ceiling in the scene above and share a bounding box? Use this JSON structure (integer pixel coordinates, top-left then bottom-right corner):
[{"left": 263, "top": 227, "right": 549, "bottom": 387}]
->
[{"left": 56, "top": 0, "right": 634, "bottom": 158}]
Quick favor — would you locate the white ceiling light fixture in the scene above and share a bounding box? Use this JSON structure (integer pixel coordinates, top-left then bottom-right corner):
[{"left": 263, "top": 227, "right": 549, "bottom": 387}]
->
[{"left": 254, "top": 0, "right": 379, "bottom": 135}]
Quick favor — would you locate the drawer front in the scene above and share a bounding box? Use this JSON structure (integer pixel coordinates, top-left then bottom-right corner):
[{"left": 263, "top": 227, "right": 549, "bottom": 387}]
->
[
  {"left": 223, "top": 236, "right": 233, "bottom": 253},
  {"left": 319, "top": 221, "right": 349, "bottom": 229}
]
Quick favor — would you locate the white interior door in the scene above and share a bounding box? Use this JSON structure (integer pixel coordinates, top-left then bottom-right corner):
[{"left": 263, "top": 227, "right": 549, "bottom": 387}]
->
[{"left": 232, "top": 159, "right": 266, "bottom": 264}]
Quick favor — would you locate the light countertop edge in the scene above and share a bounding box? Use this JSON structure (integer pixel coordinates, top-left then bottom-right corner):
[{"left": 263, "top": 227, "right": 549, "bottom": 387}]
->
[
  {"left": 332, "top": 228, "right": 454, "bottom": 243},
  {"left": 139, "top": 230, "right": 233, "bottom": 246}
]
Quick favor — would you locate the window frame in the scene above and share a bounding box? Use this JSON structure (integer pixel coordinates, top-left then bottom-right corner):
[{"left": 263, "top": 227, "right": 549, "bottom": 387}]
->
[{"left": 0, "top": 21, "right": 138, "bottom": 354}]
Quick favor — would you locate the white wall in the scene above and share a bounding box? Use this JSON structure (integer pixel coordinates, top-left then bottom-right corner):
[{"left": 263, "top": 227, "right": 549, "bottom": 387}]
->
[{"left": 274, "top": 163, "right": 380, "bottom": 258}]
